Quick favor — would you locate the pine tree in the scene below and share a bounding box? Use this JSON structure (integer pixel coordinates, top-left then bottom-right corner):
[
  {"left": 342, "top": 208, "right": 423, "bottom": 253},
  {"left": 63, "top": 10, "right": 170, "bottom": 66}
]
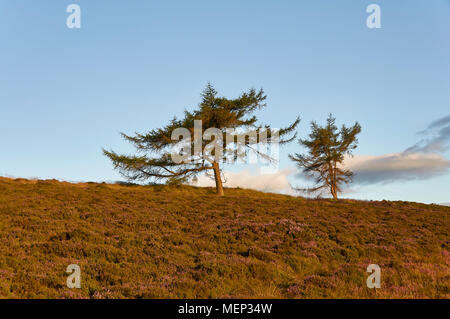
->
[
  {"left": 289, "top": 114, "right": 361, "bottom": 199},
  {"left": 104, "top": 83, "right": 300, "bottom": 196}
]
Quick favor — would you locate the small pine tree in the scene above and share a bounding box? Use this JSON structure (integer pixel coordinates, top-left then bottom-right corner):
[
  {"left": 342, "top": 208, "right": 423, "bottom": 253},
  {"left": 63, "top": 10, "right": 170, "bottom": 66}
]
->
[
  {"left": 289, "top": 114, "right": 361, "bottom": 199},
  {"left": 104, "top": 83, "right": 300, "bottom": 196}
]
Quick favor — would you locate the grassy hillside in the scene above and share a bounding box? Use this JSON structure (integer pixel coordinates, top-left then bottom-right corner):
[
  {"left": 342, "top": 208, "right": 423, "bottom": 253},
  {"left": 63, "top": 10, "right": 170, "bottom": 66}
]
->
[{"left": 0, "top": 177, "right": 448, "bottom": 299}]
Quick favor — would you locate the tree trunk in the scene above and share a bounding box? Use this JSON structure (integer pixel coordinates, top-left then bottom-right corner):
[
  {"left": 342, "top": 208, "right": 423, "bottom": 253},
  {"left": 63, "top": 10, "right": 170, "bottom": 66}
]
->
[
  {"left": 212, "top": 161, "right": 224, "bottom": 196},
  {"left": 330, "top": 161, "right": 338, "bottom": 200},
  {"left": 330, "top": 183, "right": 338, "bottom": 200}
]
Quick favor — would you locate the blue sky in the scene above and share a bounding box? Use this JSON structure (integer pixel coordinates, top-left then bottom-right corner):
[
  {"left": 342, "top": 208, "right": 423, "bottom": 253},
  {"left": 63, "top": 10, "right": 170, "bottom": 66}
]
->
[{"left": 1, "top": 0, "right": 449, "bottom": 203}]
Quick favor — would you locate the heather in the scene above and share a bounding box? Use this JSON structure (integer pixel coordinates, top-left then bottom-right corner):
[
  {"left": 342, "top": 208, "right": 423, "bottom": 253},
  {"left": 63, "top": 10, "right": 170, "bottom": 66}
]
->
[{"left": 0, "top": 177, "right": 448, "bottom": 298}]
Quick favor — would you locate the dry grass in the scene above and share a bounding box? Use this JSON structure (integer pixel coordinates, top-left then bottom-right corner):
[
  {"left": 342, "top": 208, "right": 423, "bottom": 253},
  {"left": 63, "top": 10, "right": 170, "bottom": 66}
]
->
[{"left": 0, "top": 177, "right": 448, "bottom": 298}]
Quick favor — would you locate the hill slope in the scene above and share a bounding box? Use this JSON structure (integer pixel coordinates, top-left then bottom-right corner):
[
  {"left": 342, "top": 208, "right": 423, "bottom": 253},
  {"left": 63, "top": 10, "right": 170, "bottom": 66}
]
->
[{"left": 0, "top": 177, "right": 448, "bottom": 298}]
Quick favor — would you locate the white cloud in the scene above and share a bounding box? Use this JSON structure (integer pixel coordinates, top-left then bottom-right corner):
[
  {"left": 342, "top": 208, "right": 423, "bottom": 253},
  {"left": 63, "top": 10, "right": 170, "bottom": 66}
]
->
[
  {"left": 342, "top": 115, "right": 450, "bottom": 185},
  {"left": 344, "top": 153, "right": 450, "bottom": 185},
  {"left": 192, "top": 169, "right": 295, "bottom": 194},
  {"left": 405, "top": 115, "right": 450, "bottom": 154}
]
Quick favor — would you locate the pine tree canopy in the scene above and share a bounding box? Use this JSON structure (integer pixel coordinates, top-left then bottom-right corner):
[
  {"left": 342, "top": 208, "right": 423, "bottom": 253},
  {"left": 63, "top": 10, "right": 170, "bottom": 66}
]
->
[
  {"left": 289, "top": 114, "right": 361, "bottom": 199},
  {"left": 104, "top": 83, "right": 300, "bottom": 195}
]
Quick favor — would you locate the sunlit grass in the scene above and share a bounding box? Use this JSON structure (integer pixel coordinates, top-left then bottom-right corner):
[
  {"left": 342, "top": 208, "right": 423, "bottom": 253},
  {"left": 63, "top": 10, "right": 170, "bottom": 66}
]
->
[{"left": 0, "top": 177, "right": 448, "bottom": 298}]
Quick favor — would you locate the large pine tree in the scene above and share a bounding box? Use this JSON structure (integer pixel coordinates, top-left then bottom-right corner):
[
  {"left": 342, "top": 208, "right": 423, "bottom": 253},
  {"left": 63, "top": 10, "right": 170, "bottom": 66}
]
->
[
  {"left": 104, "top": 84, "right": 300, "bottom": 196},
  {"left": 289, "top": 114, "right": 361, "bottom": 199}
]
